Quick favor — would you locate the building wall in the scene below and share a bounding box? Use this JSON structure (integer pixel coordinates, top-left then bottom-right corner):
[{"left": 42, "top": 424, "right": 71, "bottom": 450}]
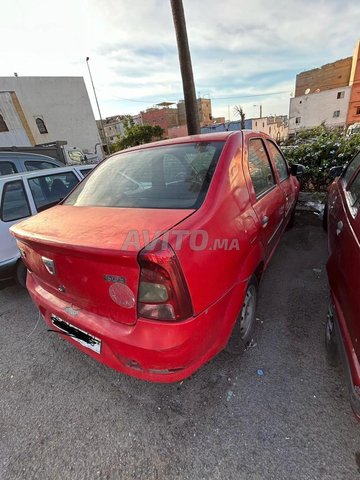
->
[
  {"left": 295, "top": 57, "right": 352, "bottom": 97},
  {"left": 250, "top": 116, "right": 288, "bottom": 142},
  {"left": 0, "top": 92, "right": 32, "bottom": 146},
  {"left": 142, "top": 107, "right": 178, "bottom": 136},
  {"left": 168, "top": 124, "right": 188, "bottom": 138},
  {"left": 177, "top": 98, "right": 212, "bottom": 127},
  {"left": 0, "top": 77, "right": 101, "bottom": 153},
  {"left": 347, "top": 41, "right": 360, "bottom": 125},
  {"left": 289, "top": 87, "right": 351, "bottom": 134}
]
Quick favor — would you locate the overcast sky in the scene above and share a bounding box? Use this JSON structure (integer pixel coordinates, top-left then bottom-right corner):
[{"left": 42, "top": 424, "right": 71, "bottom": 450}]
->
[{"left": 0, "top": 0, "right": 359, "bottom": 121}]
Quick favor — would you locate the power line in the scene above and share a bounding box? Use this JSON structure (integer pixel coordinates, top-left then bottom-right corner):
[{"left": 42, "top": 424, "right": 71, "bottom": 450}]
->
[{"left": 113, "top": 89, "right": 291, "bottom": 105}]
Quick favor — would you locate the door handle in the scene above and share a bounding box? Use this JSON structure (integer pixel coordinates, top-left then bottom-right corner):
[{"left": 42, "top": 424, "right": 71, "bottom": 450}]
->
[
  {"left": 336, "top": 220, "right": 343, "bottom": 236},
  {"left": 262, "top": 216, "right": 269, "bottom": 228}
]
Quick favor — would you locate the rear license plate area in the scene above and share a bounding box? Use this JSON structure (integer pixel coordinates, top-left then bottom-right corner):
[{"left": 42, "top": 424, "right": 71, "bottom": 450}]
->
[{"left": 51, "top": 315, "right": 101, "bottom": 354}]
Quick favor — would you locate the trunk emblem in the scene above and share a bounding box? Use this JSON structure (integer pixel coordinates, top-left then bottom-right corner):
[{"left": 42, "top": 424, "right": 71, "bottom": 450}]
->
[
  {"left": 42, "top": 257, "right": 56, "bottom": 275},
  {"left": 104, "top": 275, "right": 126, "bottom": 284}
]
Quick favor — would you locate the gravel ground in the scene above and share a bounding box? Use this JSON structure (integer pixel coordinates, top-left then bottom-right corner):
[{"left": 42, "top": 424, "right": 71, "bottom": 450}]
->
[{"left": 1, "top": 212, "right": 359, "bottom": 480}]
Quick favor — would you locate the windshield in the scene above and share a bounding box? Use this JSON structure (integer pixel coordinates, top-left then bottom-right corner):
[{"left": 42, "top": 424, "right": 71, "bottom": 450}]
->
[{"left": 64, "top": 141, "right": 224, "bottom": 209}]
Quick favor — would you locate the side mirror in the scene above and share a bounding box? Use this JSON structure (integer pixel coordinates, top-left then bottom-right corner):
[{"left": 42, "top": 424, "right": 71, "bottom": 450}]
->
[
  {"left": 290, "top": 163, "right": 306, "bottom": 177},
  {"left": 329, "top": 165, "right": 344, "bottom": 179}
]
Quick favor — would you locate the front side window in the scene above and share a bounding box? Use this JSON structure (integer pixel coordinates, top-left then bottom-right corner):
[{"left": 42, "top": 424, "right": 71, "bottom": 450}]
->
[
  {"left": 342, "top": 151, "right": 360, "bottom": 186},
  {"left": 64, "top": 142, "right": 224, "bottom": 209},
  {"left": 1, "top": 180, "right": 30, "bottom": 222},
  {"left": 25, "top": 161, "right": 59, "bottom": 171},
  {"left": 266, "top": 141, "right": 289, "bottom": 181},
  {"left": 0, "top": 161, "right": 17, "bottom": 176},
  {"left": 28, "top": 172, "right": 79, "bottom": 211},
  {"left": 248, "top": 139, "right": 276, "bottom": 198}
]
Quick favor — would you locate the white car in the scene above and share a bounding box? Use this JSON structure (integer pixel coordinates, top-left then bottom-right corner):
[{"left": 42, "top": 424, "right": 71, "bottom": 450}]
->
[{"left": 0, "top": 165, "right": 94, "bottom": 287}]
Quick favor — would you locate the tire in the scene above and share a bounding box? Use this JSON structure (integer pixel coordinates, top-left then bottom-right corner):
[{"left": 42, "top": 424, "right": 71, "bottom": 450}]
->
[
  {"left": 16, "top": 260, "right": 27, "bottom": 288},
  {"left": 322, "top": 202, "right": 328, "bottom": 231},
  {"left": 287, "top": 208, "right": 296, "bottom": 229},
  {"left": 325, "top": 300, "right": 339, "bottom": 367},
  {"left": 226, "top": 276, "right": 258, "bottom": 353}
]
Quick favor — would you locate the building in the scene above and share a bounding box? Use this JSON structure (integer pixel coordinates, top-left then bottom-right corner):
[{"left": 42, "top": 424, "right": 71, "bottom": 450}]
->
[
  {"left": 251, "top": 116, "right": 288, "bottom": 142},
  {"left": 201, "top": 119, "right": 252, "bottom": 134},
  {"left": 289, "top": 40, "right": 360, "bottom": 134},
  {"left": 0, "top": 76, "right": 101, "bottom": 154},
  {"left": 141, "top": 102, "right": 179, "bottom": 137},
  {"left": 177, "top": 98, "right": 212, "bottom": 127},
  {"left": 103, "top": 115, "right": 128, "bottom": 145}
]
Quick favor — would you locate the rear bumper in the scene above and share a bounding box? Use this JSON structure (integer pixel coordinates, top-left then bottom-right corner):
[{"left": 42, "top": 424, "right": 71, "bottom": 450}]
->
[
  {"left": 0, "top": 256, "right": 18, "bottom": 282},
  {"left": 330, "top": 292, "right": 360, "bottom": 420},
  {"left": 27, "top": 272, "right": 245, "bottom": 382}
]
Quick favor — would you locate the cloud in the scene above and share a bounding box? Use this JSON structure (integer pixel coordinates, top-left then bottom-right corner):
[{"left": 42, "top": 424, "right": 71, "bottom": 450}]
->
[{"left": 0, "top": 0, "right": 359, "bottom": 119}]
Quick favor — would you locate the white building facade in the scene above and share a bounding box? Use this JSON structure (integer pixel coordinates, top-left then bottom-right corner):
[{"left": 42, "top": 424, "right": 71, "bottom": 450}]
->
[
  {"left": 288, "top": 86, "right": 351, "bottom": 135},
  {"left": 250, "top": 116, "right": 288, "bottom": 142},
  {"left": 0, "top": 77, "right": 101, "bottom": 154}
]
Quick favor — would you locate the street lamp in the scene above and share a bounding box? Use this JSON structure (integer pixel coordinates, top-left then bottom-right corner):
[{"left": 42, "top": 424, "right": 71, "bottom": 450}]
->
[
  {"left": 253, "top": 104, "right": 263, "bottom": 118},
  {"left": 86, "top": 57, "right": 110, "bottom": 155}
]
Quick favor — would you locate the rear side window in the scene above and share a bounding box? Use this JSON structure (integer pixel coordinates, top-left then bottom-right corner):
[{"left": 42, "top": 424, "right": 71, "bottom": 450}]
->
[
  {"left": 25, "top": 160, "right": 59, "bottom": 171},
  {"left": 348, "top": 171, "right": 360, "bottom": 213},
  {"left": 1, "top": 180, "right": 31, "bottom": 222},
  {"left": 28, "top": 172, "right": 79, "bottom": 211},
  {"left": 266, "top": 141, "right": 289, "bottom": 181},
  {"left": 0, "top": 161, "right": 17, "bottom": 176},
  {"left": 248, "top": 139, "right": 276, "bottom": 198},
  {"left": 342, "top": 151, "right": 360, "bottom": 185},
  {"left": 80, "top": 168, "right": 92, "bottom": 177},
  {"left": 64, "top": 142, "right": 224, "bottom": 209}
]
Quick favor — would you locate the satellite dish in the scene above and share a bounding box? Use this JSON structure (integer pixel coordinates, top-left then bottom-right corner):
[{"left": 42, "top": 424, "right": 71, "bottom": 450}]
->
[{"left": 305, "top": 88, "right": 310, "bottom": 95}]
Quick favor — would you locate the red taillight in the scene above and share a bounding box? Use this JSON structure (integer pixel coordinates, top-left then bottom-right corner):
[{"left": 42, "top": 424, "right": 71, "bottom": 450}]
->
[{"left": 137, "top": 241, "right": 193, "bottom": 321}]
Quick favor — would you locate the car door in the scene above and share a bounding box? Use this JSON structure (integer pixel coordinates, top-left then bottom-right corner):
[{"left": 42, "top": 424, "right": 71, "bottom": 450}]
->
[
  {"left": 0, "top": 179, "right": 33, "bottom": 263},
  {"left": 243, "top": 136, "right": 285, "bottom": 259},
  {"left": 327, "top": 167, "right": 360, "bottom": 361},
  {"left": 265, "top": 140, "right": 295, "bottom": 219}
]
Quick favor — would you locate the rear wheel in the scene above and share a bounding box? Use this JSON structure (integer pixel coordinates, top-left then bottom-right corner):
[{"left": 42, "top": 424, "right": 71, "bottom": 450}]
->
[
  {"left": 322, "top": 202, "right": 328, "bottom": 231},
  {"left": 226, "top": 277, "right": 258, "bottom": 353},
  {"left": 325, "top": 300, "right": 339, "bottom": 367},
  {"left": 16, "top": 260, "right": 27, "bottom": 288}
]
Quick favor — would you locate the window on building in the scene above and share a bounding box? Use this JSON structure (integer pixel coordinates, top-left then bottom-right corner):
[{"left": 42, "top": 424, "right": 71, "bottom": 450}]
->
[
  {"left": 0, "top": 114, "right": 9, "bottom": 133},
  {"left": 337, "top": 91, "right": 345, "bottom": 99},
  {"left": 36, "top": 117, "right": 48, "bottom": 134},
  {"left": 356, "top": 106, "right": 360, "bottom": 115},
  {"left": 295, "top": 117, "right": 301, "bottom": 124},
  {"left": 255, "top": 121, "right": 257, "bottom": 127},
  {"left": 262, "top": 122, "right": 265, "bottom": 128},
  {"left": 269, "top": 127, "right": 271, "bottom": 134},
  {"left": 333, "top": 110, "right": 340, "bottom": 118}
]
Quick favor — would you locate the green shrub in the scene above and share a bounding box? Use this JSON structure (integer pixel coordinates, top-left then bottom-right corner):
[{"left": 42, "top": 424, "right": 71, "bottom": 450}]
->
[{"left": 282, "top": 125, "right": 360, "bottom": 191}]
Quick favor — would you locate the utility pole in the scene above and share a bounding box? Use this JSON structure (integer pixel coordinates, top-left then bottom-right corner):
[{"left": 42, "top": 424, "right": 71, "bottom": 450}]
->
[
  {"left": 170, "top": 0, "right": 200, "bottom": 135},
  {"left": 86, "top": 57, "right": 110, "bottom": 154}
]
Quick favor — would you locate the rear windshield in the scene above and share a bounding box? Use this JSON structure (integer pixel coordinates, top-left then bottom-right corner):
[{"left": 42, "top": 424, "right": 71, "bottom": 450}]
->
[{"left": 64, "top": 141, "right": 224, "bottom": 209}]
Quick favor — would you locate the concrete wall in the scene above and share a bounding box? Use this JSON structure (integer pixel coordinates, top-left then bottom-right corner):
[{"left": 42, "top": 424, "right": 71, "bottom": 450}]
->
[
  {"left": 0, "top": 77, "right": 101, "bottom": 153},
  {"left": 289, "top": 87, "right": 351, "bottom": 134},
  {"left": 295, "top": 58, "right": 352, "bottom": 97},
  {"left": 0, "top": 92, "right": 31, "bottom": 146}
]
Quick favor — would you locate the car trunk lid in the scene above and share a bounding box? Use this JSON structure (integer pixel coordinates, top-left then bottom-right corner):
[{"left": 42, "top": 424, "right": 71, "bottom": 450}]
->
[{"left": 11, "top": 205, "right": 194, "bottom": 325}]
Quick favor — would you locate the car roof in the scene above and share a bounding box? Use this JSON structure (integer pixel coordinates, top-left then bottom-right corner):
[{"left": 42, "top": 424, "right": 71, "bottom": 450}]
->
[
  {"left": 0, "top": 151, "right": 62, "bottom": 162},
  {"left": 106, "top": 130, "right": 272, "bottom": 157},
  {"left": 0, "top": 165, "right": 94, "bottom": 182}
]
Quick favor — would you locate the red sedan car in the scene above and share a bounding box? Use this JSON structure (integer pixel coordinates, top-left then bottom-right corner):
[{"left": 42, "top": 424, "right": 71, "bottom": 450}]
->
[
  {"left": 11, "top": 132, "right": 300, "bottom": 382},
  {"left": 325, "top": 149, "right": 360, "bottom": 417}
]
